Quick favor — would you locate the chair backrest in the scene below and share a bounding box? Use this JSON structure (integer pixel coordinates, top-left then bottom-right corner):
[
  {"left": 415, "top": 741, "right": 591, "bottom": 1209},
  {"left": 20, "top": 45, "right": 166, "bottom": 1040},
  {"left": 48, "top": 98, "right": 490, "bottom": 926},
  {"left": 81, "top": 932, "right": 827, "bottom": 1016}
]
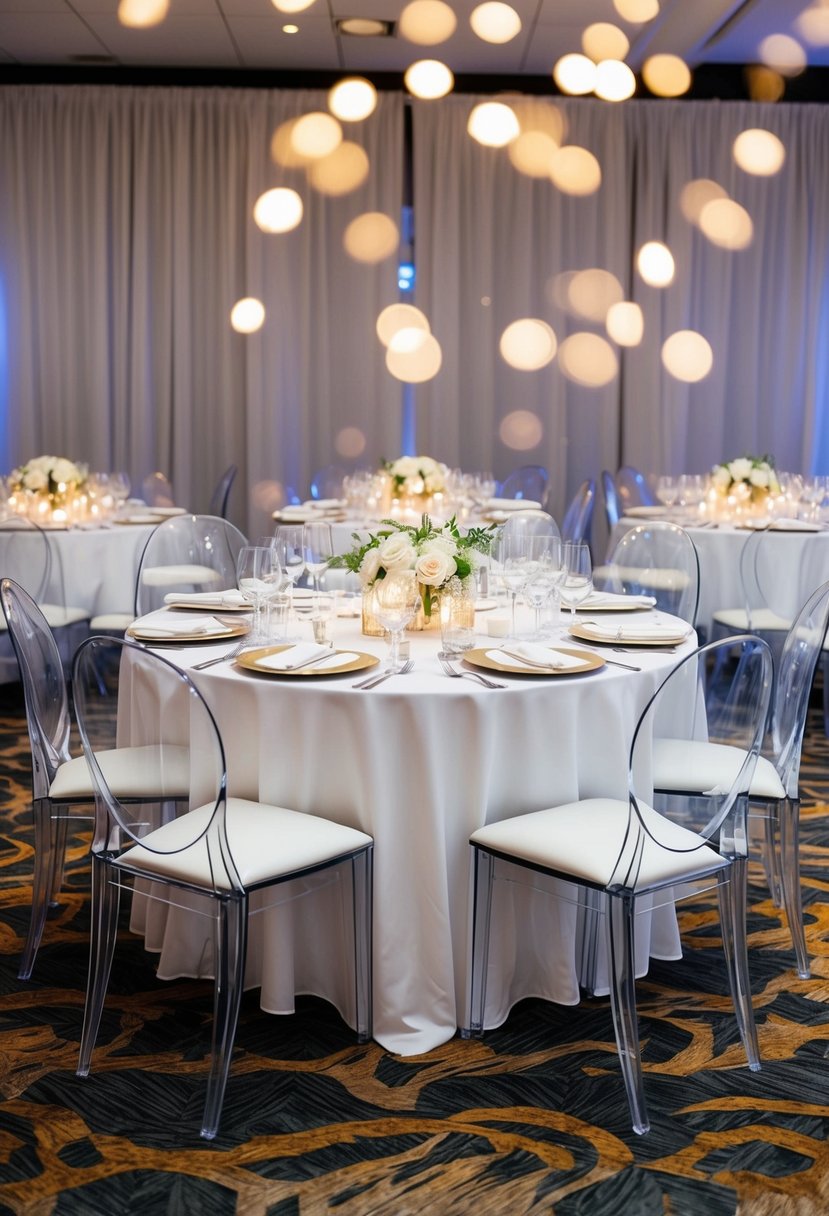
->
[
  {"left": 739, "top": 527, "right": 826, "bottom": 630},
  {"left": 772, "top": 580, "right": 829, "bottom": 795},
  {"left": 602, "top": 470, "right": 621, "bottom": 529},
  {"left": 0, "top": 578, "right": 72, "bottom": 800},
  {"left": 601, "top": 522, "right": 700, "bottom": 626},
  {"left": 135, "top": 514, "right": 248, "bottom": 616},
  {"left": 616, "top": 634, "right": 773, "bottom": 889},
  {"left": 208, "top": 465, "right": 237, "bottom": 519},
  {"left": 72, "top": 636, "right": 235, "bottom": 889},
  {"left": 0, "top": 516, "right": 51, "bottom": 601},
  {"left": 499, "top": 465, "right": 549, "bottom": 507},
  {"left": 500, "top": 509, "right": 561, "bottom": 545},
  {"left": 561, "top": 479, "right": 595, "bottom": 545},
  {"left": 616, "top": 466, "right": 657, "bottom": 510},
  {"left": 310, "top": 463, "right": 348, "bottom": 501},
  {"left": 142, "top": 471, "right": 175, "bottom": 508}
]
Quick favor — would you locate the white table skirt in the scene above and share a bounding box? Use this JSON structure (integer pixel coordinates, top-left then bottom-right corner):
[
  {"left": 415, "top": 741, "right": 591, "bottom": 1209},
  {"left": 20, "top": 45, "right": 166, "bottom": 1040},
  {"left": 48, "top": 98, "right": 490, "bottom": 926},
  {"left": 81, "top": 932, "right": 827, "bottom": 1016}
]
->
[
  {"left": 126, "top": 607, "right": 695, "bottom": 1056},
  {"left": 611, "top": 519, "right": 829, "bottom": 637}
]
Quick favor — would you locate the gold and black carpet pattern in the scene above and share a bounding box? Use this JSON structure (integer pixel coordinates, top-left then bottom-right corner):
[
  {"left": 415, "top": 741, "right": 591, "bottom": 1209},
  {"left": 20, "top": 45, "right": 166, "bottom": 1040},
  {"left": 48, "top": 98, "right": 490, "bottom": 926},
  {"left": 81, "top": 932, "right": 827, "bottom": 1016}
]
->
[{"left": 2, "top": 685, "right": 829, "bottom": 1215}]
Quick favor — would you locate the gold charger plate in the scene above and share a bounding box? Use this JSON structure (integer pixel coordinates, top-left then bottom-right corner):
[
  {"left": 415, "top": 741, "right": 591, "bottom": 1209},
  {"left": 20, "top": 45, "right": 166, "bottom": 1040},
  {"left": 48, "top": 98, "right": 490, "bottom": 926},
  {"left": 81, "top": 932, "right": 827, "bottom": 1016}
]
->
[
  {"left": 127, "top": 620, "right": 249, "bottom": 643},
  {"left": 580, "top": 598, "right": 654, "bottom": 613},
  {"left": 463, "top": 646, "right": 604, "bottom": 676},
  {"left": 236, "top": 645, "right": 379, "bottom": 677},
  {"left": 167, "top": 602, "right": 251, "bottom": 613},
  {"left": 114, "top": 514, "right": 164, "bottom": 526},
  {"left": 569, "top": 623, "right": 688, "bottom": 648}
]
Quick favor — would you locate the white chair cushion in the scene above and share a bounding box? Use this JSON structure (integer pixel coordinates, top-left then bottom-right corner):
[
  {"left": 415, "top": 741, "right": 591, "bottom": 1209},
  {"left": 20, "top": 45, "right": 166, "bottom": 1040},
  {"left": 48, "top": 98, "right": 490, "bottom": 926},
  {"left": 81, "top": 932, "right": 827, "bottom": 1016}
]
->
[
  {"left": 116, "top": 798, "right": 373, "bottom": 890},
  {"left": 594, "top": 564, "right": 691, "bottom": 591},
  {"left": 90, "top": 613, "right": 135, "bottom": 632},
  {"left": 470, "top": 797, "right": 726, "bottom": 891},
  {"left": 141, "top": 565, "right": 223, "bottom": 587},
  {"left": 652, "top": 739, "right": 785, "bottom": 800},
  {"left": 711, "top": 608, "right": 790, "bottom": 631},
  {"left": 49, "top": 744, "right": 191, "bottom": 801},
  {"left": 41, "top": 604, "right": 90, "bottom": 627}
]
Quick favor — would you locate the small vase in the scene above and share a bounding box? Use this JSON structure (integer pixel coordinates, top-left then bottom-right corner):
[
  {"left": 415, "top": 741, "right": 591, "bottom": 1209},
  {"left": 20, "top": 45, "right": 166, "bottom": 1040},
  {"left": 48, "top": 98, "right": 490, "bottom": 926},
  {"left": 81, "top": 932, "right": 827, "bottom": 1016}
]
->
[
  {"left": 439, "top": 579, "right": 476, "bottom": 651},
  {"left": 407, "top": 583, "right": 440, "bottom": 631},
  {"left": 361, "top": 592, "right": 385, "bottom": 637}
]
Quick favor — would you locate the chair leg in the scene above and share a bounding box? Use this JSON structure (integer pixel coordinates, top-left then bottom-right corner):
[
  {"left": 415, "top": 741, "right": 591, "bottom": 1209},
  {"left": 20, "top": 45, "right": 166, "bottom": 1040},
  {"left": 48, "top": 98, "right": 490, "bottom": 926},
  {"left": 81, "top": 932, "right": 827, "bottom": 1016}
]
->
[
  {"left": 606, "top": 891, "right": 650, "bottom": 1136},
  {"left": 77, "top": 858, "right": 121, "bottom": 1076},
  {"left": 18, "top": 798, "right": 57, "bottom": 981},
  {"left": 462, "top": 847, "right": 495, "bottom": 1038},
  {"left": 201, "top": 895, "right": 247, "bottom": 1141},
  {"left": 49, "top": 813, "right": 70, "bottom": 907},
  {"left": 758, "top": 807, "right": 782, "bottom": 907},
  {"left": 351, "top": 847, "right": 374, "bottom": 1044},
  {"left": 717, "top": 858, "right": 761, "bottom": 1070},
  {"left": 778, "top": 797, "right": 809, "bottom": 979}
]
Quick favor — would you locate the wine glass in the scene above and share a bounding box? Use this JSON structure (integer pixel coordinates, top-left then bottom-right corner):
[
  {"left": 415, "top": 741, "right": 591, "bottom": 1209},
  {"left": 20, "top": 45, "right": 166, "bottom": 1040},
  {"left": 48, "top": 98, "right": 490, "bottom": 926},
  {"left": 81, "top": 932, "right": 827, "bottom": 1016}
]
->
[
  {"left": 303, "top": 521, "right": 334, "bottom": 596},
  {"left": 522, "top": 536, "right": 564, "bottom": 640},
  {"left": 236, "top": 545, "right": 275, "bottom": 645},
  {"left": 371, "top": 570, "right": 420, "bottom": 671},
  {"left": 490, "top": 528, "right": 530, "bottom": 639},
  {"left": 560, "top": 541, "right": 593, "bottom": 626},
  {"left": 656, "top": 475, "right": 678, "bottom": 512},
  {"left": 110, "top": 471, "right": 131, "bottom": 509}
]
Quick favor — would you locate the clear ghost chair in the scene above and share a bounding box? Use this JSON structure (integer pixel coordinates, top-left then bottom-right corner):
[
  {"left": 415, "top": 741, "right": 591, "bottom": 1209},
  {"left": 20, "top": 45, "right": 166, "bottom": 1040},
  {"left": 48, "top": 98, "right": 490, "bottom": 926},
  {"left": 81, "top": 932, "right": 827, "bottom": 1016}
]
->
[
  {"left": 498, "top": 465, "right": 550, "bottom": 508},
  {"left": 207, "top": 464, "right": 238, "bottom": 519},
  {"left": 134, "top": 514, "right": 247, "bottom": 616},
  {"left": 616, "top": 466, "right": 657, "bottom": 511},
  {"left": 654, "top": 580, "right": 829, "bottom": 979},
  {"left": 560, "top": 478, "right": 596, "bottom": 547},
  {"left": 602, "top": 470, "right": 621, "bottom": 530},
  {"left": 71, "top": 635, "right": 374, "bottom": 1140},
  {"left": 0, "top": 578, "right": 191, "bottom": 979},
  {"left": 464, "top": 634, "right": 773, "bottom": 1136},
  {"left": 141, "top": 471, "right": 176, "bottom": 508},
  {"left": 597, "top": 521, "right": 700, "bottom": 627}
]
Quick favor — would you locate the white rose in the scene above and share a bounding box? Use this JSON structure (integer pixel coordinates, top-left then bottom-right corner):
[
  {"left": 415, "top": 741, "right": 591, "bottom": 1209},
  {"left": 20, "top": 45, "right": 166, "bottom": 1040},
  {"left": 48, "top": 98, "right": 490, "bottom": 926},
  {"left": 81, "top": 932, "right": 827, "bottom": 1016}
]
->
[
  {"left": 359, "top": 548, "right": 383, "bottom": 587},
  {"left": 30, "top": 455, "right": 55, "bottom": 472},
  {"left": 378, "top": 533, "right": 416, "bottom": 570},
  {"left": 712, "top": 465, "right": 731, "bottom": 488},
  {"left": 415, "top": 549, "right": 457, "bottom": 587},
  {"left": 420, "top": 534, "right": 456, "bottom": 557},
  {"left": 392, "top": 457, "right": 418, "bottom": 478},
  {"left": 23, "top": 468, "right": 48, "bottom": 491},
  {"left": 729, "top": 458, "right": 752, "bottom": 483},
  {"left": 51, "top": 457, "right": 81, "bottom": 485},
  {"left": 418, "top": 456, "right": 437, "bottom": 474},
  {"left": 749, "top": 467, "right": 769, "bottom": 488}
]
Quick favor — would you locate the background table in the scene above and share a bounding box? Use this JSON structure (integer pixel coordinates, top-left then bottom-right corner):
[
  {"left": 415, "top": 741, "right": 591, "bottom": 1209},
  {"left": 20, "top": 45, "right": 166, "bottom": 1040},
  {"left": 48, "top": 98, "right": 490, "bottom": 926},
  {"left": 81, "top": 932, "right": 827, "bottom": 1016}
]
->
[{"left": 127, "top": 607, "right": 696, "bottom": 1056}]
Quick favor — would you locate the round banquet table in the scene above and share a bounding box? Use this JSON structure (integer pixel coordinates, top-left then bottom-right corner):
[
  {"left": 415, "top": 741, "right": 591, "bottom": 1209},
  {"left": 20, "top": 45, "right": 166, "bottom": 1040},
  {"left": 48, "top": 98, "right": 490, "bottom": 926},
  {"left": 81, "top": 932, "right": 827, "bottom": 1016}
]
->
[
  {"left": 611, "top": 517, "right": 829, "bottom": 638},
  {"left": 127, "top": 605, "right": 697, "bottom": 1056}
]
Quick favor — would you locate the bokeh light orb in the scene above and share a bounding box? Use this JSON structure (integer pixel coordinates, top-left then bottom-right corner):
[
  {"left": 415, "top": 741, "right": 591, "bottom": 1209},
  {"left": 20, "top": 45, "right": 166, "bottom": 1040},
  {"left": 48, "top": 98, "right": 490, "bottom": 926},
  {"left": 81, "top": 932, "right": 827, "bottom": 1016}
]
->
[
  {"left": 582, "top": 23, "right": 630, "bottom": 62},
  {"left": 376, "top": 304, "right": 430, "bottom": 347},
  {"left": 759, "top": 33, "right": 807, "bottom": 76},
  {"left": 549, "top": 145, "right": 602, "bottom": 195},
  {"left": 636, "top": 240, "right": 675, "bottom": 286},
  {"left": 661, "top": 330, "right": 713, "bottom": 382},
  {"left": 308, "top": 142, "right": 370, "bottom": 195},
  {"left": 612, "top": 0, "right": 660, "bottom": 20},
  {"left": 230, "top": 297, "right": 266, "bottom": 334},
  {"left": 732, "top": 128, "right": 786, "bottom": 176},
  {"left": 679, "top": 178, "right": 729, "bottom": 225},
  {"left": 606, "top": 301, "right": 644, "bottom": 346},
  {"left": 499, "top": 319, "right": 557, "bottom": 370},
  {"left": 508, "top": 130, "right": 558, "bottom": 176},
  {"left": 404, "top": 59, "right": 455, "bottom": 99},
  {"left": 558, "top": 333, "right": 619, "bottom": 386},
  {"left": 253, "top": 187, "right": 304, "bottom": 233},
  {"left": 467, "top": 101, "right": 520, "bottom": 147},
  {"left": 328, "top": 77, "right": 378, "bottom": 122},
  {"left": 335, "top": 427, "right": 367, "bottom": 459},
  {"left": 594, "top": 59, "right": 636, "bottom": 101},
  {"left": 567, "top": 269, "right": 624, "bottom": 321},
  {"left": 290, "top": 112, "right": 342, "bottom": 159},
  {"left": 641, "top": 53, "right": 692, "bottom": 96},
  {"left": 398, "top": 0, "right": 457, "bottom": 45},
  {"left": 470, "top": 2, "right": 522, "bottom": 43},
  {"left": 553, "top": 54, "right": 597, "bottom": 95},
  {"left": 499, "top": 409, "right": 543, "bottom": 450},
  {"left": 386, "top": 333, "right": 443, "bottom": 382},
  {"left": 698, "top": 198, "right": 754, "bottom": 249},
  {"left": 343, "top": 213, "right": 400, "bottom": 263},
  {"left": 118, "top": 0, "right": 169, "bottom": 26}
]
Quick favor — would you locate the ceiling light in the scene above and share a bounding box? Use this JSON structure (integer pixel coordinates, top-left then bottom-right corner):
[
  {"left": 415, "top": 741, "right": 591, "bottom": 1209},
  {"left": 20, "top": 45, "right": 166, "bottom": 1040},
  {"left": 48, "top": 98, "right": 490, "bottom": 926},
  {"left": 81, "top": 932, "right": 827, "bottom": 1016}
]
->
[
  {"left": 271, "top": 0, "right": 315, "bottom": 11},
  {"left": 283, "top": 24, "right": 299, "bottom": 34},
  {"left": 398, "top": 0, "right": 457, "bottom": 45},
  {"left": 336, "top": 17, "right": 394, "bottom": 37},
  {"left": 118, "top": 0, "right": 169, "bottom": 26},
  {"left": 470, "top": 3, "right": 522, "bottom": 45}
]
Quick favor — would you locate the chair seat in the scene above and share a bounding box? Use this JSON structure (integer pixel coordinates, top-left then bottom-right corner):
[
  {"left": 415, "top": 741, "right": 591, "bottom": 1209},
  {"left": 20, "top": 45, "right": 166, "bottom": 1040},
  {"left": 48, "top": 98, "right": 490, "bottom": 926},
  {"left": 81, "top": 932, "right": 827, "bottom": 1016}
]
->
[
  {"left": 49, "top": 744, "right": 191, "bottom": 801},
  {"left": 116, "top": 798, "right": 373, "bottom": 890},
  {"left": 470, "top": 796, "right": 726, "bottom": 891},
  {"left": 594, "top": 564, "right": 691, "bottom": 591},
  {"left": 141, "top": 564, "right": 223, "bottom": 588},
  {"left": 712, "top": 608, "right": 791, "bottom": 631},
  {"left": 90, "top": 612, "right": 135, "bottom": 632},
  {"left": 0, "top": 604, "right": 89, "bottom": 631},
  {"left": 652, "top": 739, "right": 786, "bottom": 800}
]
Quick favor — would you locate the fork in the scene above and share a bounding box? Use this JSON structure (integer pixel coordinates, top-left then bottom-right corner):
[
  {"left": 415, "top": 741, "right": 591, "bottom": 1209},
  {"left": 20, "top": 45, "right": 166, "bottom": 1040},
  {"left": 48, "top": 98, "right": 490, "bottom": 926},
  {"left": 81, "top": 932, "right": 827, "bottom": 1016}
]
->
[
  {"left": 437, "top": 652, "right": 505, "bottom": 689},
  {"left": 192, "top": 638, "right": 250, "bottom": 670},
  {"left": 353, "top": 658, "right": 414, "bottom": 690}
]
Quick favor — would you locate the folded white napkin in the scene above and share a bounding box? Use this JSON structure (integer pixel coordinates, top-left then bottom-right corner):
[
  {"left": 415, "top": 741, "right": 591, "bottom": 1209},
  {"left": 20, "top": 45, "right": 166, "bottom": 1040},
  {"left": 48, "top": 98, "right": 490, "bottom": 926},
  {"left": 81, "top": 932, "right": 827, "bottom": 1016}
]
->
[
  {"left": 579, "top": 620, "right": 689, "bottom": 641},
  {"left": 583, "top": 591, "right": 656, "bottom": 610},
  {"left": 304, "top": 498, "right": 346, "bottom": 511},
  {"left": 489, "top": 644, "right": 586, "bottom": 671},
  {"left": 255, "top": 644, "right": 357, "bottom": 672},
  {"left": 164, "top": 589, "right": 248, "bottom": 609},
  {"left": 133, "top": 613, "right": 230, "bottom": 638},
  {"left": 771, "top": 518, "right": 822, "bottom": 532},
  {"left": 484, "top": 497, "right": 542, "bottom": 511}
]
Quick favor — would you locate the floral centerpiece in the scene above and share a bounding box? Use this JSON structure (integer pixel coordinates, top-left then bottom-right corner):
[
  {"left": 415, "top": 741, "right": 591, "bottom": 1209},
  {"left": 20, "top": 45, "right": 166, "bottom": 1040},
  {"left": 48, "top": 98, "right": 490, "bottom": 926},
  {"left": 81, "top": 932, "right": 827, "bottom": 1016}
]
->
[
  {"left": 8, "top": 455, "right": 88, "bottom": 519},
  {"left": 385, "top": 455, "right": 447, "bottom": 498},
  {"left": 709, "top": 455, "right": 779, "bottom": 521},
  {"left": 329, "top": 513, "right": 494, "bottom": 628}
]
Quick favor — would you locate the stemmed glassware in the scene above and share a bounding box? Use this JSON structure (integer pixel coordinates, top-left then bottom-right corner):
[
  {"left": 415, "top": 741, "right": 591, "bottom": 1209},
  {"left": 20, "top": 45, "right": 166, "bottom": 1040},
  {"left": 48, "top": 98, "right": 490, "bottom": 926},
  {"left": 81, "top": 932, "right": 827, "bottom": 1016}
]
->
[
  {"left": 274, "top": 525, "right": 306, "bottom": 591},
  {"left": 491, "top": 528, "right": 530, "bottom": 639},
  {"left": 302, "top": 521, "right": 334, "bottom": 596},
  {"left": 236, "top": 545, "right": 276, "bottom": 645},
  {"left": 522, "top": 536, "right": 564, "bottom": 640},
  {"left": 560, "top": 541, "right": 593, "bottom": 626},
  {"left": 656, "top": 475, "right": 679, "bottom": 512},
  {"left": 371, "top": 570, "right": 420, "bottom": 672},
  {"left": 110, "top": 471, "right": 131, "bottom": 510}
]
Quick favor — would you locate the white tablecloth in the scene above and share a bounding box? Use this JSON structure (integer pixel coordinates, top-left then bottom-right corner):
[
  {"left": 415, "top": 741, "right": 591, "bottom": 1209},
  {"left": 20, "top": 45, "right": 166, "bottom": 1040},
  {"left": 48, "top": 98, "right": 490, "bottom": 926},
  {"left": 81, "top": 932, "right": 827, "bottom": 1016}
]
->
[
  {"left": 127, "top": 606, "right": 696, "bottom": 1056},
  {"left": 612, "top": 519, "right": 829, "bottom": 636}
]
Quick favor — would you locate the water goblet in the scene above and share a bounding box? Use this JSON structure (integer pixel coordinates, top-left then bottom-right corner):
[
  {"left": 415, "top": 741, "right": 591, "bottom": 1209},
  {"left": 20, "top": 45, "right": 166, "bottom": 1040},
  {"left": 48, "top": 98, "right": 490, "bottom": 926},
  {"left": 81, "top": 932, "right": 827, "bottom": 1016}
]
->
[
  {"left": 522, "top": 536, "right": 564, "bottom": 639},
  {"left": 236, "top": 545, "right": 275, "bottom": 645},
  {"left": 491, "top": 528, "right": 530, "bottom": 639},
  {"left": 561, "top": 541, "right": 593, "bottom": 626},
  {"left": 656, "top": 475, "right": 678, "bottom": 512},
  {"left": 302, "top": 521, "right": 334, "bottom": 595},
  {"left": 371, "top": 570, "right": 420, "bottom": 672}
]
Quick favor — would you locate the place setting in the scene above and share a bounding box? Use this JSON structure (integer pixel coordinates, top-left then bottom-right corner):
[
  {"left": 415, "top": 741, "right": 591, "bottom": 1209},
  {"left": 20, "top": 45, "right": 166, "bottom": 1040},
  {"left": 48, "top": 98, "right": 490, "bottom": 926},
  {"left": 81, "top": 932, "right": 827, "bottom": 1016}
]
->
[{"left": 127, "top": 610, "right": 250, "bottom": 645}]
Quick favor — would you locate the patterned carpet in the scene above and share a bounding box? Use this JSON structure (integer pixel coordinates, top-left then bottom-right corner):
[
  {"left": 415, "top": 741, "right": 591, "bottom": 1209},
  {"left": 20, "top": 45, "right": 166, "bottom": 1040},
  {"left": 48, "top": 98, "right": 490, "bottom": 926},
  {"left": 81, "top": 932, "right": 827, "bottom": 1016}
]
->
[{"left": 2, "top": 681, "right": 829, "bottom": 1216}]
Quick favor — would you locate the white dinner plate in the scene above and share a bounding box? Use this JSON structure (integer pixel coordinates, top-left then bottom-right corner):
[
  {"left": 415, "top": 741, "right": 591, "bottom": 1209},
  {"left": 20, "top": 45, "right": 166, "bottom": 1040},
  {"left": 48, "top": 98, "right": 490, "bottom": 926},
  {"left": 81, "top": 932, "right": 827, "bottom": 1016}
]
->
[
  {"left": 464, "top": 646, "right": 604, "bottom": 676},
  {"left": 236, "top": 645, "right": 378, "bottom": 677}
]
